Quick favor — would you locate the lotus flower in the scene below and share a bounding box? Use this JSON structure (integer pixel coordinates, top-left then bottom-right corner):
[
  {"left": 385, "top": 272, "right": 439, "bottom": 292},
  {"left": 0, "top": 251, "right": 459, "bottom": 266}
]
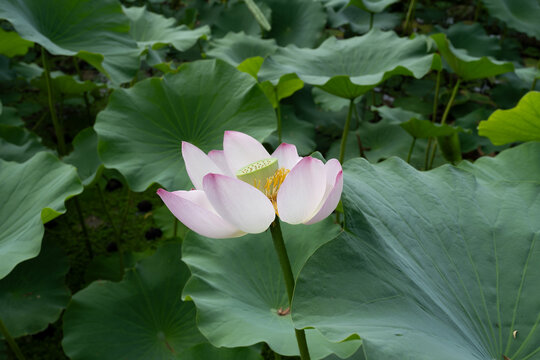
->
[{"left": 157, "top": 131, "right": 343, "bottom": 238}]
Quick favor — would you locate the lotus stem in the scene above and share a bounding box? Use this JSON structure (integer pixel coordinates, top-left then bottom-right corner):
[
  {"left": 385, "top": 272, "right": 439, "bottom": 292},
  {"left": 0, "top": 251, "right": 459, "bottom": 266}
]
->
[
  {"left": 352, "top": 104, "right": 367, "bottom": 159},
  {"left": 473, "top": 0, "right": 482, "bottom": 22},
  {"left": 173, "top": 218, "right": 179, "bottom": 238},
  {"left": 424, "top": 69, "right": 442, "bottom": 169},
  {"left": 428, "top": 78, "right": 461, "bottom": 169},
  {"left": 369, "top": 12, "right": 374, "bottom": 30},
  {"left": 41, "top": 47, "right": 66, "bottom": 156},
  {"left": 72, "top": 57, "right": 92, "bottom": 126},
  {"left": 441, "top": 78, "right": 461, "bottom": 126},
  {"left": 74, "top": 197, "right": 93, "bottom": 259},
  {"left": 531, "top": 59, "right": 539, "bottom": 91},
  {"left": 269, "top": 219, "right": 311, "bottom": 360},
  {"left": 0, "top": 318, "right": 26, "bottom": 360},
  {"left": 424, "top": 138, "right": 432, "bottom": 170},
  {"left": 404, "top": 0, "right": 417, "bottom": 34},
  {"left": 339, "top": 99, "right": 355, "bottom": 164},
  {"left": 275, "top": 92, "right": 282, "bottom": 143},
  {"left": 407, "top": 138, "right": 416, "bottom": 164}
]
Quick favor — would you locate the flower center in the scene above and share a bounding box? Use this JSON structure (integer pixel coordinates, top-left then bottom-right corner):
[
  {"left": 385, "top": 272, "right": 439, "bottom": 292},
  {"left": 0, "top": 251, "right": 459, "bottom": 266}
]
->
[{"left": 236, "top": 158, "right": 290, "bottom": 214}]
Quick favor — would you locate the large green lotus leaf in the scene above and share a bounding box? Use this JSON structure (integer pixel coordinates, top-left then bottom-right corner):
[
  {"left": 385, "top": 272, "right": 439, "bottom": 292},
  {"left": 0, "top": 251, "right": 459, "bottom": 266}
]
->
[
  {"left": 206, "top": 32, "right": 278, "bottom": 67},
  {"left": 64, "top": 128, "right": 103, "bottom": 187},
  {"left": 458, "top": 142, "right": 540, "bottom": 184},
  {"left": 182, "top": 219, "right": 361, "bottom": 359},
  {"left": 478, "top": 91, "right": 540, "bottom": 145},
  {"left": 430, "top": 33, "right": 514, "bottom": 81},
  {"left": 481, "top": 0, "right": 540, "bottom": 40},
  {"left": 62, "top": 243, "right": 206, "bottom": 360},
  {"left": 0, "top": 152, "right": 82, "bottom": 280},
  {"left": 0, "top": 28, "right": 33, "bottom": 57},
  {"left": 123, "top": 6, "right": 209, "bottom": 53},
  {"left": 327, "top": 2, "right": 402, "bottom": 34},
  {"left": 293, "top": 142, "right": 540, "bottom": 359},
  {"left": 95, "top": 59, "right": 276, "bottom": 192},
  {"left": 0, "top": 241, "right": 70, "bottom": 339},
  {"left": 373, "top": 105, "right": 424, "bottom": 124},
  {"left": 0, "top": 0, "right": 140, "bottom": 84},
  {"left": 348, "top": 0, "right": 399, "bottom": 13},
  {"left": 436, "top": 23, "right": 500, "bottom": 59},
  {"left": 259, "top": 29, "right": 435, "bottom": 99},
  {"left": 264, "top": 0, "right": 327, "bottom": 48},
  {"left": 177, "top": 343, "right": 263, "bottom": 360},
  {"left": 197, "top": 0, "right": 270, "bottom": 38},
  {"left": 0, "top": 124, "right": 47, "bottom": 162},
  {"left": 400, "top": 117, "right": 464, "bottom": 139},
  {"left": 0, "top": 106, "right": 23, "bottom": 126},
  {"left": 31, "top": 71, "right": 104, "bottom": 98}
]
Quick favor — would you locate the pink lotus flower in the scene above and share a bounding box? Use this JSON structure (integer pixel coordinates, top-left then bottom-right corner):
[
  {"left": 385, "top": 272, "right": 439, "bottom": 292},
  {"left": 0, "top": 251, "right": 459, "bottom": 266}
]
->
[{"left": 157, "top": 131, "right": 343, "bottom": 238}]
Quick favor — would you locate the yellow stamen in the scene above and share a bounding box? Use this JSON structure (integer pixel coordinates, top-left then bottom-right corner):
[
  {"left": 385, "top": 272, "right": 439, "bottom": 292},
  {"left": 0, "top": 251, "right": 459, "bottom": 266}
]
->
[{"left": 261, "top": 168, "right": 290, "bottom": 215}]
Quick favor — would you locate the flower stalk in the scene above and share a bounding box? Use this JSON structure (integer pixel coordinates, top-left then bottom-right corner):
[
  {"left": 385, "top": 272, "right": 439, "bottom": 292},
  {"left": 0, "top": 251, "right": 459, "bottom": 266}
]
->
[
  {"left": 339, "top": 99, "right": 355, "bottom": 164},
  {"left": 269, "top": 219, "right": 311, "bottom": 360},
  {"left": 41, "top": 47, "right": 66, "bottom": 156},
  {"left": 0, "top": 318, "right": 26, "bottom": 360}
]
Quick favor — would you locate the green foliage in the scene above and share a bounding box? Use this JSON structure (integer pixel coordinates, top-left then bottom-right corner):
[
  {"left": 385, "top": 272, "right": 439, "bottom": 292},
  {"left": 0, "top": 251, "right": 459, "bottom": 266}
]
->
[
  {"left": 0, "top": 0, "right": 140, "bottom": 84},
  {"left": 0, "top": 241, "right": 70, "bottom": 339},
  {"left": 95, "top": 59, "right": 276, "bottom": 192},
  {"left": 123, "top": 5, "right": 210, "bottom": 53},
  {"left": 482, "top": 0, "right": 540, "bottom": 40},
  {"left": 0, "top": 152, "right": 82, "bottom": 280},
  {"left": 62, "top": 243, "right": 206, "bottom": 360},
  {"left": 431, "top": 33, "right": 514, "bottom": 81},
  {"left": 182, "top": 218, "right": 361, "bottom": 358},
  {"left": 294, "top": 142, "right": 540, "bottom": 360},
  {"left": 260, "top": 29, "right": 436, "bottom": 99},
  {"left": 478, "top": 91, "right": 540, "bottom": 145}
]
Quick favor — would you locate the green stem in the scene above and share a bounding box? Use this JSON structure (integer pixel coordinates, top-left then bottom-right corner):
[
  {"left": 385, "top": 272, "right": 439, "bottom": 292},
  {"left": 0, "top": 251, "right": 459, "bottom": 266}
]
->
[
  {"left": 339, "top": 99, "right": 355, "bottom": 164},
  {"left": 404, "top": 0, "right": 417, "bottom": 34},
  {"left": 269, "top": 220, "right": 311, "bottom": 360},
  {"left": 406, "top": 138, "right": 416, "bottom": 164},
  {"left": 275, "top": 91, "right": 282, "bottom": 143},
  {"left": 352, "top": 105, "right": 366, "bottom": 159},
  {"left": 0, "top": 318, "right": 25, "bottom": 360},
  {"left": 440, "top": 78, "right": 461, "bottom": 125},
  {"left": 432, "top": 70, "right": 442, "bottom": 123},
  {"left": 74, "top": 197, "right": 93, "bottom": 259},
  {"left": 428, "top": 78, "right": 461, "bottom": 169},
  {"left": 96, "top": 184, "right": 119, "bottom": 239},
  {"left": 531, "top": 59, "right": 540, "bottom": 91},
  {"left": 424, "top": 69, "right": 442, "bottom": 169},
  {"left": 424, "top": 137, "right": 432, "bottom": 170},
  {"left": 473, "top": 0, "right": 482, "bottom": 22},
  {"left": 72, "top": 57, "right": 92, "bottom": 126},
  {"left": 428, "top": 143, "right": 437, "bottom": 170},
  {"left": 173, "top": 218, "right": 179, "bottom": 238},
  {"left": 369, "top": 12, "right": 374, "bottom": 30},
  {"left": 41, "top": 47, "right": 66, "bottom": 156}
]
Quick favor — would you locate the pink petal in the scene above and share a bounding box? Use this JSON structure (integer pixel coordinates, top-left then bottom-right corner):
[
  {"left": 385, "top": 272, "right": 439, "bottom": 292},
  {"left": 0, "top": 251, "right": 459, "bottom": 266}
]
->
[
  {"left": 208, "top": 150, "right": 234, "bottom": 177},
  {"left": 182, "top": 142, "right": 222, "bottom": 190},
  {"left": 223, "top": 131, "right": 271, "bottom": 174},
  {"left": 271, "top": 143, "right": 301, "bottom": 170},
  {"left": 276, "top": 157, "right": 327, "bottom": 224},
  {"left": 157, "top": 188, "right": 245, "bottom": 239},
  {"left": 304, "top": 159, "right": 343, "bottom": 224},
  {"left": 203, "top": 173, "right": 275, "bottom": 233}
]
